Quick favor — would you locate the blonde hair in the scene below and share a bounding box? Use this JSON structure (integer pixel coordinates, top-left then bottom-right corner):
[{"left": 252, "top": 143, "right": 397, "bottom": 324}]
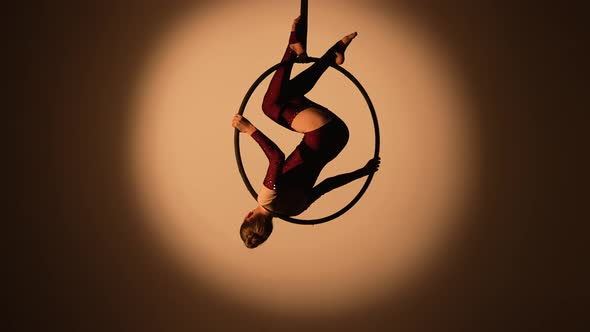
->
[{"left": 240, "top": 213, "right": 273, "bottom": 249}]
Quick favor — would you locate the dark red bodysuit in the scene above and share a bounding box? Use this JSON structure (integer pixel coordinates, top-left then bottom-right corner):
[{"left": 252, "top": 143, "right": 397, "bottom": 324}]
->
[{"left": 250, "top": 30, "right": 350, "bottom": 216}]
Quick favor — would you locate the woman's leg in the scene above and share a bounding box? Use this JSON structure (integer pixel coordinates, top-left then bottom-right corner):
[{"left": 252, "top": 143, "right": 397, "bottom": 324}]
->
[
  {"left": 261, "top": 20, "right": 306, "bottom": 124},
  {"left": 286, "top": 32, "right": 357, "bottom": 98}
]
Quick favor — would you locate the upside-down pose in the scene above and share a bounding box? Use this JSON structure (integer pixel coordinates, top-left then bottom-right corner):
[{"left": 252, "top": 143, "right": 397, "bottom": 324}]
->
[{"left": 232, "top": 16, "right": 380, "bottom": 248}]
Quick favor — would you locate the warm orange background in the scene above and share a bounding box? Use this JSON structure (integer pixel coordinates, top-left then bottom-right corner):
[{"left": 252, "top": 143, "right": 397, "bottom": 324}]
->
[
  {"left": 19, "top": 0, "right": 585, "bottom": 331},
  {"left": 131, "top": 0, "right": 475, "bottom": 316}
]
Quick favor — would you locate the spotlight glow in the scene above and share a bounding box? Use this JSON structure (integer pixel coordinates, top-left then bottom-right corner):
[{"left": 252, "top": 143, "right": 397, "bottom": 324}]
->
[{"left": 129, "top": 0, "right": 476, "bottom": 317}]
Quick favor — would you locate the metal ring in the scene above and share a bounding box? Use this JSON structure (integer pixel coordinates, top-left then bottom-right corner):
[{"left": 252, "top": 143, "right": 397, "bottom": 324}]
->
[{"left": 235, "top": 57, "right": 380, "bottom": 225}]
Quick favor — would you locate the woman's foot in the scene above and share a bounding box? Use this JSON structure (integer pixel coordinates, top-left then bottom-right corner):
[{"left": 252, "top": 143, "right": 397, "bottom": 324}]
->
[
  {"left": 289, "top": 16, "right": 306, "bottom": 56},
  {"left": 334, "top": 32, "right": 358, "bottom": 65}
]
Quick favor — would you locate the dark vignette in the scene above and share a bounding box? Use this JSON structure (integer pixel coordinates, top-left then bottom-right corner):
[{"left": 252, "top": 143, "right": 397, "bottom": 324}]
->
[{"left": 17, "top": 1, "right": 587, "bottom": 331}]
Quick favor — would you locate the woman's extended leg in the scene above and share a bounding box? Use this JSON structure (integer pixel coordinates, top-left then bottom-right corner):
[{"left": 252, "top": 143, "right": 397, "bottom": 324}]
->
[
  {"left": 286, "top": 32, "right": 357, "bottom": 98},
  {"left": 261, "top": 18, "right": 306, "bottom": 125}
]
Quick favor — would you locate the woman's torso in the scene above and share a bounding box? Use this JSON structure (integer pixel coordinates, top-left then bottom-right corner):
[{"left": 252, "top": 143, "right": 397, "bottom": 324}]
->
[
  {"left": 263, "top": 98, "right": 348, "bottom": 216},
  {"left": 264, "top": 187, "right": 310, "bottom": 217}
]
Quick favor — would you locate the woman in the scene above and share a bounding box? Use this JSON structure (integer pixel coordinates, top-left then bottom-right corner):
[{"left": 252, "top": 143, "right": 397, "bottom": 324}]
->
[{"left": 232, "top": 16, "right": 380, "bottom": 249}]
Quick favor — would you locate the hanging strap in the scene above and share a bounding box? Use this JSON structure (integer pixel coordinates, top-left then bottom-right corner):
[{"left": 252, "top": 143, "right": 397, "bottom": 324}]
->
[{"left": 300, "top": 0, "right": 308, "bottom": 51}]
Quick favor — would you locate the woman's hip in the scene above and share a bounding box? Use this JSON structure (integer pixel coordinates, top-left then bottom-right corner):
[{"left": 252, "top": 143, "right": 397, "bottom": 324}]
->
[{"left": 302, "top": 116, "right": 349, "bottom": 161}]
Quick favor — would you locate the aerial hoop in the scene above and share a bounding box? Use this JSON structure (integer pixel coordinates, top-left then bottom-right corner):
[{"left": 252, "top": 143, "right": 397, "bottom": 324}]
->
[{"left": 234, "top": 57, "right": 380, "bottom": 225}]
